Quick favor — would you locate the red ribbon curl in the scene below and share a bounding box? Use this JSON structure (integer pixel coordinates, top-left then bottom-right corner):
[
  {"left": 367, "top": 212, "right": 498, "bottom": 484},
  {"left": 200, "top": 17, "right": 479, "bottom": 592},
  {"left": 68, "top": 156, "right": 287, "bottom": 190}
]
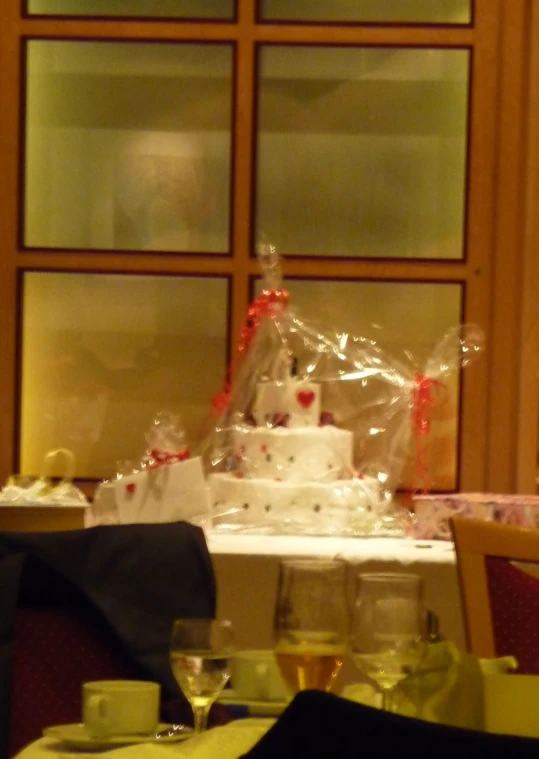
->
[
  {"left": 411, "top": 373, "right": 447, "bottom": 494},
  {"left": 211, "top": 288, "right": 289, "bottom": 417},
  {"left": 237, "top": 289, "right": 289, "bottom": 357}
]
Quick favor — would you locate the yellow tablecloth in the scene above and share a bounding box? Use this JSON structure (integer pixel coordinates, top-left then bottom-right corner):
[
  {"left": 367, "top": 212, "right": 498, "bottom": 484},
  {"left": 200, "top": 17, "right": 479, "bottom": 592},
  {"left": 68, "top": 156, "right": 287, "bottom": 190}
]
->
[{"left": 15, "top": 720, "right": 275, "bottom": 759}]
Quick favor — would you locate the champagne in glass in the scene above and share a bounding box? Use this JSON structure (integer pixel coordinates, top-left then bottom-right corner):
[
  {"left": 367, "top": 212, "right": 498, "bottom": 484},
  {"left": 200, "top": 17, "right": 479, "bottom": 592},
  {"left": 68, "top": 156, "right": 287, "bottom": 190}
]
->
[
  {"left": 351, "top": 573, "right": 426, "bottom": 711},
  {"left": 170, "top": 619, "right": 234, "bottom": 734},
  {"left": 274, "top": 632, "right": 347, "bottom": 693},
  {"left": 273, "top": 559, "right": 349, "bottom": 695}
]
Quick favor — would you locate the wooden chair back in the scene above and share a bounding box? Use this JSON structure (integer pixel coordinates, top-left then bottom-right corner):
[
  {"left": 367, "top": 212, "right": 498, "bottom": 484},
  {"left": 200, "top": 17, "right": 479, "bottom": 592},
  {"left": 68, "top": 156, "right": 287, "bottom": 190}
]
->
[{"left": 451, "top": 517, "right": 539, "bottom": 671}]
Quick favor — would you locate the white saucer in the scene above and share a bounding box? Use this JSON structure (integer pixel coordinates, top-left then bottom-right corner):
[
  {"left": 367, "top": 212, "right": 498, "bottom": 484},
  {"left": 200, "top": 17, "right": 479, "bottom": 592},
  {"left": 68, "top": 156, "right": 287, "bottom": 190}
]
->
[
  {"left": 218, "top": 689, "right": 288, "bottom": 717},
  {"left": 43, "top": 723, "right": 192, "bottom": 750}
]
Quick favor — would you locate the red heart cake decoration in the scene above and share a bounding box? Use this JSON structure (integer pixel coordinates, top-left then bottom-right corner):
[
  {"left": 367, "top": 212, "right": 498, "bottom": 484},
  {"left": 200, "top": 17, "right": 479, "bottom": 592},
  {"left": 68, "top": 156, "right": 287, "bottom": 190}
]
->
[{"left": 296, "top": 390, "right": 315, "bottom": 409}]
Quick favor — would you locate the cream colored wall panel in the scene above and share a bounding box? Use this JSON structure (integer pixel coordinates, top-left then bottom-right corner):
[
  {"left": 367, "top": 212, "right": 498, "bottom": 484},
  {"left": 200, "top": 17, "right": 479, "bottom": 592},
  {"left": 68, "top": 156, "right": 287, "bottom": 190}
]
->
[
  {"left": 255, "top": 46, "right": 469, "bottom": 260},
  {"left": 260, "top": 0, "right": 471, "bottom": 24},
  {"left": 20, "top": 272, "right": 228, "bottom": 479},
  {"left": 28, "top": 0, "right": 234, "bottom": 18},
  {"left": 24, "top": 41, "right": 233, "bottom": 253}
]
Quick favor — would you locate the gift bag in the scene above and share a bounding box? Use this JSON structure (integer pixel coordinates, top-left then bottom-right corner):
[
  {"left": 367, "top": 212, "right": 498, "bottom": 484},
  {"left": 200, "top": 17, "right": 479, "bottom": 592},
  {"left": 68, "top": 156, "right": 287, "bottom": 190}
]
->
[
  {"left": 86, "top": 411, "right": 210, "bottom": 527},
  {"left": 0, "top": 448, "right": 88, "bottom": 506}
]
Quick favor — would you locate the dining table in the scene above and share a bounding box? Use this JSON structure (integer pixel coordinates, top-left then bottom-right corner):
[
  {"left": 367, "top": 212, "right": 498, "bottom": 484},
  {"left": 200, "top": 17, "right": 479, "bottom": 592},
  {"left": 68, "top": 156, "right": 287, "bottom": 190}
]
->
[
  {"left": 13, "top": 719, "right": 276, "bottom": 759},
  {"left": 0, "top": 505, "right": 464, "bottom": 657},
  {"left": 14, "top": 673, "right": 539, "bottom": 759},
  {"left": 209, "top": 534, "right": 464, "bottom": 666}
]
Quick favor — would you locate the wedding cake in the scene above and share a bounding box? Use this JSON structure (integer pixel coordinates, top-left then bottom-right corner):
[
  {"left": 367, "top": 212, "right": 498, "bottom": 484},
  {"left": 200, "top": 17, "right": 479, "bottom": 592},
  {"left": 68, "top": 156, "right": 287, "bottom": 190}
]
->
[{"left": 209, "top": 364, "right": 380, "bottom": 533}]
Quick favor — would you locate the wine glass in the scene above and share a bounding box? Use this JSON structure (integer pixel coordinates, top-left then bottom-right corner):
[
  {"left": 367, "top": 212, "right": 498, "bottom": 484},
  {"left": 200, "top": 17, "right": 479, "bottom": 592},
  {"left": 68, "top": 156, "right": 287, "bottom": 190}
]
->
[
  {"left": 273, "top": 558, "right": 349, "bottom": 695},
  {"left": 351, "top": 573, "right": 426, "bottom": 712},
  {"left": 169, "top": 619, "right": 234, "bottom": 734}
]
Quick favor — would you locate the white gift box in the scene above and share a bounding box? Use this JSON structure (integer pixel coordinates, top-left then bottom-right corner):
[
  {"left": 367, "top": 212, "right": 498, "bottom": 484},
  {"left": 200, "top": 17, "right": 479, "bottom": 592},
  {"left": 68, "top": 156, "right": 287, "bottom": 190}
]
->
[
  {"left": 86, "top": 456, "right": 211, "bottom": 527},
  {"left": 408, "top": 492, "right": 539, "bottom": 541}
]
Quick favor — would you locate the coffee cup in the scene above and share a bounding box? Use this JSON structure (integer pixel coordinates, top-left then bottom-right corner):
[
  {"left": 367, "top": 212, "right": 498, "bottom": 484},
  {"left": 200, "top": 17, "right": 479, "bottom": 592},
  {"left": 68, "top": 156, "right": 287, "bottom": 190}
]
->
[
  {"left": 82, "top": 680, "right": 160, "bottom": 738},
  {"left": 232, "top": 650, "right": 287, "bottom": 702}
]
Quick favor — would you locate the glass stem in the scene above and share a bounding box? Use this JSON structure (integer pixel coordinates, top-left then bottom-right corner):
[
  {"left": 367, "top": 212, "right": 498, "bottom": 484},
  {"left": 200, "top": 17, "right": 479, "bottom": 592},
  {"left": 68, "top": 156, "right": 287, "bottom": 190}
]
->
[
  {"left": 381, "top": 687, "right": 393, "bottom": 713},
  {"left": 192, "top": 705, "right": 210, "bottom": 734}
]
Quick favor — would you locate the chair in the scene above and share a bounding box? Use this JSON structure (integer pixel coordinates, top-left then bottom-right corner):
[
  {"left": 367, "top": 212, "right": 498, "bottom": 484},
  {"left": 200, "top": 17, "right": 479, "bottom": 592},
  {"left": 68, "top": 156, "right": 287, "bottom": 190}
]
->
[
  {"left": 240, "top": 690, "right": 539, "bottom": 759},
  {"left": 451, "top": 517, "right": 539, "bottom": 672},
  {"left": 0, "top": 522, "right": 217, "bottom": 758},
  {"left": 7, "top": 564, "right": 147, "bottom": 757}
]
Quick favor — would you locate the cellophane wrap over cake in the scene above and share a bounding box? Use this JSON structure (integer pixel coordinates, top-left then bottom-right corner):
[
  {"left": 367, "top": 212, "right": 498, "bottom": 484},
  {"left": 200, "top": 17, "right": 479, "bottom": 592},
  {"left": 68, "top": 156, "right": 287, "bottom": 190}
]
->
[{"left": 204, "top": 245, "right": 484, "bottom": 537}]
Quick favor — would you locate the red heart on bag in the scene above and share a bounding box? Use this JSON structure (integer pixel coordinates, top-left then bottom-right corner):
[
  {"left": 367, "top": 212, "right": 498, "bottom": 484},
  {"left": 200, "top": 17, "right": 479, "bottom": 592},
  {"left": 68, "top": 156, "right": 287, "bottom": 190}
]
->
[{"left": 296, "top": 390, "right": 315, "bottom": 409}]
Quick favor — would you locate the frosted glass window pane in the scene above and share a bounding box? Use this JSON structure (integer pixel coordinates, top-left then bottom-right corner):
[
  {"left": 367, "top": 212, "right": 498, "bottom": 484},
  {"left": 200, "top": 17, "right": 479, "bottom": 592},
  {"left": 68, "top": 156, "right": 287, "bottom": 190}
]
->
[
  {"left": 256, "top": 47, "right": 469, "bottom": 259},
  {"left": 28, "top": 0, "right": 234, "bottom": 18},
  {"left": 20, "top": 272, "right": 228, "bottom": 479},
  {"left": 260, "top": 0, "right": 471, "bottom": 24},
  {"left": 25, "top": 41, "right": 233, "bottom": 253},
  {"left": 256, "top": 278, "right": 462, "bottom": 490}
]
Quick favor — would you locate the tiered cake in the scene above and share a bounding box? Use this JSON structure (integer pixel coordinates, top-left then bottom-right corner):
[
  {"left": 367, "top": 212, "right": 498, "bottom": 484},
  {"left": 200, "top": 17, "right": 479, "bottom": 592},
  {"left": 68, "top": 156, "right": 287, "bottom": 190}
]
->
[{"left": 209, "top": 375, "right": 380, "bottom": 532}]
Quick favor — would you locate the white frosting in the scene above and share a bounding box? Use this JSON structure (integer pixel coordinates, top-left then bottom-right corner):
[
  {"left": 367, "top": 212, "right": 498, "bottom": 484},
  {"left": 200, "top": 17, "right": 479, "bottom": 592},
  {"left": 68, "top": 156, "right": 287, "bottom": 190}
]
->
[
  {"left": 233, "top": 426, "right": 353, "bottom": 483},
  {"left": 209, "top": 376, "right": 379, "bottom": 533},
  {"left": 252, "top": 380, "right": 320, "bottom": 428},
  {"left": 210, "top": 472, "right": 380, "bottom": 533}
]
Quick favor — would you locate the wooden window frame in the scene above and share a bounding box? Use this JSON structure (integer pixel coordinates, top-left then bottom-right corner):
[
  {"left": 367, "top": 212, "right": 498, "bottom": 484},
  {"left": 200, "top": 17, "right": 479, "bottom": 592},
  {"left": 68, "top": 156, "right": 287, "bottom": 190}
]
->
[{"left": 0, "top": 0, "right": 536, "bottom": 497}]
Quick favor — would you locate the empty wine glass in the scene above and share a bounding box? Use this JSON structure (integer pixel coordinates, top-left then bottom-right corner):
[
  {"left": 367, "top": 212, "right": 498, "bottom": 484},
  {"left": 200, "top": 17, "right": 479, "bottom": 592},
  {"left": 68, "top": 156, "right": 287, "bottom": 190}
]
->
[
  {"left": 351, "top": 573, "right": 426, "bottom": 712},
  {"left": 273, "top": 558, "right": 349, "bottom": 695},
  {"left": 169, "top": 619, "right": 234, "bottom": 734}
]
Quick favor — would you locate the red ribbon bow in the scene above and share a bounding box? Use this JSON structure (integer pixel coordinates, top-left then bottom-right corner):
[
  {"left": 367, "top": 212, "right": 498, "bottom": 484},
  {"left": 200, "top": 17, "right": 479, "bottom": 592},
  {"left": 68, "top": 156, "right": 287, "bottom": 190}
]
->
[
  {"left": 411, "top": 373, "right": 447, "bottom": 494},
  {"left": 148, "top": 448, "right": 190, "bottom": 469}
]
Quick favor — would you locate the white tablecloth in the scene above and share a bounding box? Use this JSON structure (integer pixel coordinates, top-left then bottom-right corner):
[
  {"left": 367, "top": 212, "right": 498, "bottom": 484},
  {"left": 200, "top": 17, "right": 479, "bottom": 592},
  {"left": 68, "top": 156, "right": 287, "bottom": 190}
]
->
[{"left": 208, "top": 534, "right": 455, "bottom": 563}]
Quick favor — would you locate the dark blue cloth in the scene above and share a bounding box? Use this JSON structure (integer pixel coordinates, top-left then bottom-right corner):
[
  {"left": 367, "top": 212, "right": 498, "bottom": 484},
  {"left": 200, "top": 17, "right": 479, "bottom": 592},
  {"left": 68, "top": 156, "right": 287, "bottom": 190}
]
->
[{"left": 241, "top": 690, "right": 539, "bottom": 759}]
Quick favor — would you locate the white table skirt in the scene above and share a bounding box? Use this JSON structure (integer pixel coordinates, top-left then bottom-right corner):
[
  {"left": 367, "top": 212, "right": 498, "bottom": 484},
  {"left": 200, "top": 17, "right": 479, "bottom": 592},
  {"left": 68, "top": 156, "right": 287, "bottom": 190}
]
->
[{"left": 208, "top": 534, "right": 465, "bottom": 680}]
